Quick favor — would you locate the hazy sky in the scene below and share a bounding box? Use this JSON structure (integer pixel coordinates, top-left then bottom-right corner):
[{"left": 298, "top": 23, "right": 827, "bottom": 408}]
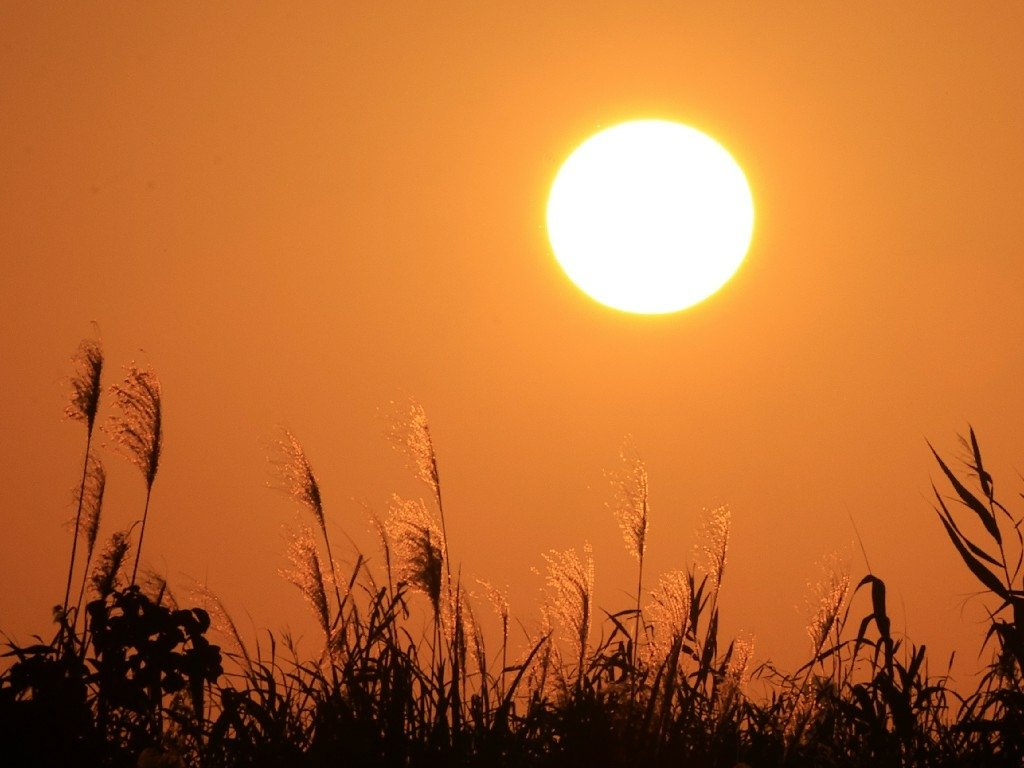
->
[{"left": 3, "top": 2, "right": 1023, "bottom": 679}]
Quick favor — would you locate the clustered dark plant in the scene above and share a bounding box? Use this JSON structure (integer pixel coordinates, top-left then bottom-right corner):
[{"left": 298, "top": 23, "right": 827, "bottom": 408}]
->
[{"left": 3, "top": 337, "right": 1024, "bottom": 767}]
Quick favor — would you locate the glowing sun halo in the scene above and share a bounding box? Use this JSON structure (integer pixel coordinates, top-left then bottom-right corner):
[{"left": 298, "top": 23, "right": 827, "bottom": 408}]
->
[{"left": 546, "top": 120, "right": 754, "bottom": 314}]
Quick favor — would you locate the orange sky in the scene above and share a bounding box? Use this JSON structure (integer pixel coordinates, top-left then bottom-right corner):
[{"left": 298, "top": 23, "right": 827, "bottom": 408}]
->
[{"left": 2, "top": 2, "right": 1024, "bottom": 681}]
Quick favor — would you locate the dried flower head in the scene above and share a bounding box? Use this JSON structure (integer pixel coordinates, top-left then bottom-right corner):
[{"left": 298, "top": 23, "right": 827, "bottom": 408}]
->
[
  {"left": 191, "top": 581, "right": 251, "bottom": 668},
  {"left": 610, "top": 440, "right": 649, "bottom": 562},
  {"left": 806, "top": 553, "right": 850, "bottom": 654},
  {"left": 728, "top": 634, "right": 755, "bottom": 684},
  {"left": 369, "top": 511, "right": 393, "bottom": 582},
  {"left": 281, "top": 526, "right": 331, "bottom": 637},
  {"left": 275, "top": 430, "right": 325, "bottom": 529},
  {"left": 390, "top": 400, "right": 442, "bottom": 510},
  {"left": 140, "top": 569, "right": 178, "bottom": 609},
  {"left": 386, "top": 496, "right": 444, "bottom": 618},
  {"left": 718, "top": 634, "right": 755, "bottom": 712},
  {"left": 461, "top": 593, "right": 487, "bottom": 675},
  {"left": 477, "top": 579, "right": 510, "bottom": 660},
  {"left": 477, "top": 579, "right": 510, "bottom": 624},
  {"left": 77, "top": 455, "right": 106, "bottom": 557},
  {"left": 541, "top": 543, "right": 594, "bottom": 670},
  {"left": 66, "top": 338, "right": 104, "bottom": 435},
  {"left": 695, "top": 505, "right": 731, "bottom": 591},
  {"left": 107, "top": 363, "right": 162, "bottom": 488},
  {"left": 90, "top": 530, "right": 131, "bottom": 599},
  {"left": 645, "top": 569, "right": 692, "bottom": 661},
  {"left": 520, "top": 611, "right": 556, "bottom": 699}
]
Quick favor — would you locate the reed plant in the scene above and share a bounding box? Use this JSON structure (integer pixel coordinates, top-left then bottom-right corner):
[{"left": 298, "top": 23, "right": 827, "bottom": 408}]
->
[
  {"left": 106, "top": 362, "right": 163, "bottom": 585},
  {"left": 7, "top": 337, "right": 1024, "bottom": 766},
  {"left": 62, "top": 337, "right": 103, "bottom": 621}
]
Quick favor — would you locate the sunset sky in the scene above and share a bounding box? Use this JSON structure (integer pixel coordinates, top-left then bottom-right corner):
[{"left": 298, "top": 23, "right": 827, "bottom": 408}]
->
[{"left": 3, "top": 3, "right": 1023, "bottom": 680}]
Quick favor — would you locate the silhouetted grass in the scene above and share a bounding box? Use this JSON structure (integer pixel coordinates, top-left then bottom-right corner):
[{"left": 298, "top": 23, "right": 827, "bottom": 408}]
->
[{"left": 2, "top": 338, "right": 1023, "bottom": 766}]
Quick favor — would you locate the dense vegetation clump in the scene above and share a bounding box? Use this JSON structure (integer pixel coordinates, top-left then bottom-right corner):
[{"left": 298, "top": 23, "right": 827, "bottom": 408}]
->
[{"left": 2, "top": 337, "right": 1023, "bottom": 767}]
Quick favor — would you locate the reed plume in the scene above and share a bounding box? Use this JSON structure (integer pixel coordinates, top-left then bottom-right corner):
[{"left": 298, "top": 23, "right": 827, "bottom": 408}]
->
[
  {"left": 785, "top": 555, "right": 851, "bottom": 746},
  {"left": 478, "top": 580, "right": 510, "bottom": 687},
  {"left": 65, "top": 337, "right": 104, "bottom": 433},
  {"left": 275, "top": 430, "right": 344, "bottom": 615},
  {"left": 72, "top": 456, "right": 106, "bottom": 620},
  {"left": 717, "top": 634, "right": 755, "bottom": 715},
  {"left": 696, "top": 505, "right": 731, "bottom": 592},
  {"left": 541, "top": 543, "right": 594, "bottom": 686},
  {"left": 281, "top": 526, "right": 331, "bottom": 639},
  {"left": 806, "top": 554, "right": 850, "bottom": 659},
  {"left": 369, "top": 511, "right": 393, "bottom": 589},
  {"left": 645, "top": 569, "right": 692, "bottom": 664},
  {"left": 90, "top": 530, "right": 131, "bottom": 599},
  {"left": 610, "top": 439, "right": 649, "bottom": 670},
  {"left": 391, "top": 401, "right": 455, "bottom": 595},
  {"left": 106, "top": 362, "right": 162, "bottom": 585},
  {"left": 190, "top": 581, "right": 252, "bottom": 670},
  {"left": 611, "top": 440, "right": 649, "bottom": 563},
  {"left": 140, "top": 568, "right": 178, "bottom": 609},
  {"left": 386, "top": 496, "right": 444, "bottom": 620},
  {"left": 391, "top": 400, "right": 442, "bottom": 512},
  {"left": 62, "top": 337, "right": 104, "bottom": 615}
]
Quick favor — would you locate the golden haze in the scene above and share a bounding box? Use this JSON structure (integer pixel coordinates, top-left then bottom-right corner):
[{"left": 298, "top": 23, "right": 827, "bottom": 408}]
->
[{"left": 2, "top": 2, "right": 1024, "bottom": 681}]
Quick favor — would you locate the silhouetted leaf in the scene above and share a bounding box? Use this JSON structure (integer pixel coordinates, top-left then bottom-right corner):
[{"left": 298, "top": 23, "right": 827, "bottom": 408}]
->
[
  {"left": 968, "top": 427, "right": 994, "bottom": 500},
  {"left": 936, "top": 509, "right": 1008, "bottom": 599},
  {"left": 932, "top": 488, "right": 1002, "bottom": 567},
  {"left": 930, "top": 442, "right": 1001, "bottom": 545}
]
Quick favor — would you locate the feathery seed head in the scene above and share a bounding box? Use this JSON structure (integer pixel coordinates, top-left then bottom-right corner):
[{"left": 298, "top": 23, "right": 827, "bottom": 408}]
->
[
  {"left": 66, "top": 338, "right": 104, "bottom": 434},
  {"left": 461, "top": 593, "right": 487, "bottom": 674},
  {"left": 477, "top": 579, "right": 510, "bottom": 653},
  {"left": 728, "top": 634, "right": 755, "bottom": 685},
  {"left": 477, "top": 579, "right": 510, "bottom": 624},
  {"left": 90, "top": 530, "right": 131, "bottom": 599},
  {"left": 369, "top": 511, "right": 393, "bottom": 577},
  {"left": 140, "top": 569, "right": 177, "bottom": 609},
  {"left": 806, "top": 553, "right": 850, "bottom": 653},
  {"left": 276, "top": 430, "right": 325, "bottom": 530},
  {"left": 718, "top": 634, "right": 756, "bottom": 711},
  {"left": 610, "top": 440, "right": 650, "bottom": 562},
  {"left": 386, "top": 496, "right": 444, "bottom": 617},
  {"left": 76, "top": 455, "right": 106, "bottom": 556},
  {"left": 645, "top": 569, "right": 692, "bottom": 660},
  {"left": 281, "top": 526, "right": 331, "bottom": 637},
  {"left": 107, "top": 363, "right": 162, "bottom": 488},
  {"left": 190, "top": 582, "right": 251, "bottom": 668},
  {"left": 541, "top": 543, "right": 595, "bottom": 665},
  {"left": 390, "top": 400, "right": 441, "bottom": 508},
  {"left": 696, "top": 505, "right": 731, "bottom": 590}
]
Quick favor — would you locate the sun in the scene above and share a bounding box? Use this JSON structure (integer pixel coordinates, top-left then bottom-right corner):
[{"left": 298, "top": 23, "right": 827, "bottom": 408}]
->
[{"left": 546, "top": 120, "right": 754, "bottom": 314}]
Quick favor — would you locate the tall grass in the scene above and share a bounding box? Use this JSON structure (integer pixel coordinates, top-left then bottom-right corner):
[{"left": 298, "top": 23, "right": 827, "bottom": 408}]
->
[
  {"left": 105, "top": 362, "right": 162, "bottom": 586},
  {"left": 4, "top": 338, "right": 1024, "bottom": 766},
  {"left": 62, "top": 337, "right": 103, "bottom": 619}
]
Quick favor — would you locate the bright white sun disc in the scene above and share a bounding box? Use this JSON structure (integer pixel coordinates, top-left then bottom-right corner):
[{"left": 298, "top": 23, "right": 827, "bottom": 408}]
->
[{"left": 547, "top": 120, "right": 754, "bottom": 314}]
